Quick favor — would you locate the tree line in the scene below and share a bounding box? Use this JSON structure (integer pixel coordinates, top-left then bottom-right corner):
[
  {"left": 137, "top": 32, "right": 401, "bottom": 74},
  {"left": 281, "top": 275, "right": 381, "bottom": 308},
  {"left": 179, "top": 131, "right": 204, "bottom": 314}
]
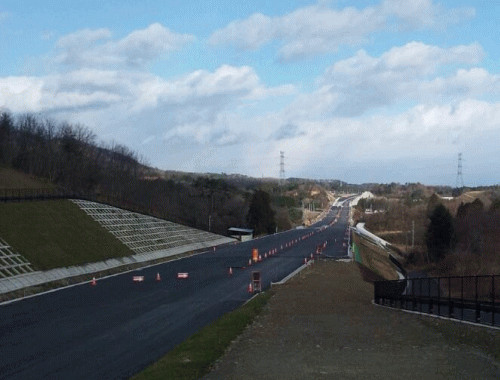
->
[
  {"left": 0, "top": 112, "right": 254, "bottom": 235},
  {"left": 0, "top": 111, "right": 290, "bottom": 236},
  {"left": 423, "top": 198, "right": 500, "bottom": 274}
]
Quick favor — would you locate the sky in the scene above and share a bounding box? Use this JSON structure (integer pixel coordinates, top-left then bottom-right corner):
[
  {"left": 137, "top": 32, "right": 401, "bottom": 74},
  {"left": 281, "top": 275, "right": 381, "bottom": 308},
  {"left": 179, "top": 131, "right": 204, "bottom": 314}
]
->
[{"left": 1, "top": 0, "right": 499, "bottom": 186}]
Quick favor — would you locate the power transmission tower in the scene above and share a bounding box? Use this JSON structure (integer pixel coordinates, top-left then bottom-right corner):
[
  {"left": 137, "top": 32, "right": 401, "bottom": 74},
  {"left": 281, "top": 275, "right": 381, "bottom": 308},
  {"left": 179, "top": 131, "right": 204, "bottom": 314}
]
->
[
  {"left": 279, "top": 151, "right": 285, "bottom": 187},
  {"left": 456, "top": 153, "right": 464, "bottom": 189}
]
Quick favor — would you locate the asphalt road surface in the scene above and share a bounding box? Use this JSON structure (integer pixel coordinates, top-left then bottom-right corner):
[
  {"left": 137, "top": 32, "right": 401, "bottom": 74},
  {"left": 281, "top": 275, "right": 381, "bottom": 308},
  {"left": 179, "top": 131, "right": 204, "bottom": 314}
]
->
[{"left": 0, "top": 200, "right": 352, "bottom": 380}]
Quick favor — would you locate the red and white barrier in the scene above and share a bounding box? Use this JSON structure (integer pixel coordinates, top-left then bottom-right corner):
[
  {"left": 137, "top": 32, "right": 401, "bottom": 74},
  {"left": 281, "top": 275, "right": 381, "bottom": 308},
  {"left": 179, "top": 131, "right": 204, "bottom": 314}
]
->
[
  {"left": 133, "top": 276, "right": 145, "bottom": 282},
  {"left": 177, "top": 273, "right": 189, "bottom": 279}
]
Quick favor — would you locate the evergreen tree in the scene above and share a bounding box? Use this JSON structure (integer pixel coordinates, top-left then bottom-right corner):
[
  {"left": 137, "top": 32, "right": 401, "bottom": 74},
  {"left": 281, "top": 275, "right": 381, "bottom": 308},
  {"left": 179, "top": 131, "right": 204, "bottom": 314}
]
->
[
  {"left": 0, "top": 112, "right": 14, "bottom": 165},
  {"left": 425, "top": 204, "right": 455, "bottom": 262},
  {"left": 246, "top": 190, "right": 276, "bottom": 235}
]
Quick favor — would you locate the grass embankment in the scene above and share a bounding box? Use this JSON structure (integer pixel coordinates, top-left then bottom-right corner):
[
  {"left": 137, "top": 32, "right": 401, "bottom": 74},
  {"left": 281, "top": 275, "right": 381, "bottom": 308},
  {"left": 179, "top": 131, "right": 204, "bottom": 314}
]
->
[
  {"left": 130, "top": 291, "right": 273, "bottom": 380},
  {"left": 0, "top": 167, "right": 55, "bottom": 190},
  {"left": 0, "top": 199, "right": 133, "bottom": 270}
]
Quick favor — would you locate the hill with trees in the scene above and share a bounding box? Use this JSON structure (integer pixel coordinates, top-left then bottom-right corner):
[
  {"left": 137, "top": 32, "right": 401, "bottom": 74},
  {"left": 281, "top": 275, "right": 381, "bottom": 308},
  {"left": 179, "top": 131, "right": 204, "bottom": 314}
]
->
[{"left": 0, "top": 111, "right": 329, "bottom": 236}]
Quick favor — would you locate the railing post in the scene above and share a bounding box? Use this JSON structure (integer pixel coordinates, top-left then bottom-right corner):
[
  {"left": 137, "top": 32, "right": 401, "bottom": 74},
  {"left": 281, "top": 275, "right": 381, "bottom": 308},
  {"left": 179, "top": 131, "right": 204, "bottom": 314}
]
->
[
  {"left": 404, "top": 279, "right": 408, "bottom": 310},
  {"left": 399, "top": 279, "right": 403, "bottom": 309},
  {"left": 437, "top": 277, "right": 441, "bottom": 316},
  {"left": 492, "top": 275, "right": 495, "bottom": 327},
  {"left": 419, "top": 278, "right": 422, "bottom": 313},
  {"left": 449, "top": 277, "right": 453, "bottom": 318},
  {"left": 461, "top": 276, "right": 464, "bottom": 320},
  {"left": 428, "top": 277, "right": 433, "bottom": 314},
  {"left": 475, "top": 276, "right": 480, "bottom": 323}
]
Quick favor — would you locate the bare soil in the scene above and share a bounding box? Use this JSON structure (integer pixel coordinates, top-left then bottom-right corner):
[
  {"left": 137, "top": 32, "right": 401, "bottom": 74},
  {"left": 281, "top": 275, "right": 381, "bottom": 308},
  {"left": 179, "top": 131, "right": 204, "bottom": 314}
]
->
[{"left": 203, "top": 260, "right": 500, "bottom": 380}]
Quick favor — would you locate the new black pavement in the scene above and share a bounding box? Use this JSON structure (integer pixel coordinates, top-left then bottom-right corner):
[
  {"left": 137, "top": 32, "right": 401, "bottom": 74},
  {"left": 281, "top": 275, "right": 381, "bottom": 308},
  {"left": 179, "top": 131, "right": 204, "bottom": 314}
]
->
[{"left": 0, "top": 202, "right": 351, "bottom": 380}]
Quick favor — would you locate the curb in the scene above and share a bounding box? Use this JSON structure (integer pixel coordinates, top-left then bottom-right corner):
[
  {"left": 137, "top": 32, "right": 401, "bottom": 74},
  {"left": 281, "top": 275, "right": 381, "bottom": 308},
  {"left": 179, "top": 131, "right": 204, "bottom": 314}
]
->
[
  {"left": 0, "top": 247, "right": 219, "bottom": 306},
  {"left": 372, "top": 300, "right": 500, "bottom": 331},
  {"left": 271, "top": 261, "right": 312, "bottom": 286}
]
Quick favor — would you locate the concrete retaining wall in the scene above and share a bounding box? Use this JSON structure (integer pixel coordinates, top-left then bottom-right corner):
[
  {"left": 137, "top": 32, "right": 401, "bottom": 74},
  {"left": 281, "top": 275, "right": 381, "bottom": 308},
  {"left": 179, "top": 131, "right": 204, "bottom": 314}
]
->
[{"left": 0, "top": 237, "right": 233, "bottom": 294}]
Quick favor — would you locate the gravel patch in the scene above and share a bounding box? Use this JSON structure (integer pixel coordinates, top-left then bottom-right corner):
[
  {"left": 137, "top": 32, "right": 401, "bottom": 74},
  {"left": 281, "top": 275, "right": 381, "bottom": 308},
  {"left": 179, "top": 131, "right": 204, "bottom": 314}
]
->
[{"left": 202, "top": 260, "right": 500, "bottom": 380}]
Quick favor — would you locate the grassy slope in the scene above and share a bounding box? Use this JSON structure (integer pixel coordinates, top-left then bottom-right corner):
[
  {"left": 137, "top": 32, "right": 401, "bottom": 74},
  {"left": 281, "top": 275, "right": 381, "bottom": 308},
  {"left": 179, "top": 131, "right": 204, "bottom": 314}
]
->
[
  {"left": 0, "top": 167, "right": 55, "bottom": 190},
  {"left": 0, "top": 200, "right": 133, "bottom": 270}
]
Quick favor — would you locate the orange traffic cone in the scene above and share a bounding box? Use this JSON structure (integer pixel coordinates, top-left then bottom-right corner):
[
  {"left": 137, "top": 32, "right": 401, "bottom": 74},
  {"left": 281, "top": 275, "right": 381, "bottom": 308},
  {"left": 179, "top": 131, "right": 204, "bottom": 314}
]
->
[
  {"left": 304, "top": 258, "right": 307, "bottom": 264},
  {"left": 248, "top": 259, "right": 252, "bottom": 266},
  {"left": 264, "top": 253, "right": 268, "bottom": 259},
  {"left": 258, "top": 254, "right": 262, "bottom": 262},
  {"left": 247, "top": 282, "right": 253, "bottom": 294},
  {"left": 229, "top": 267, "right": 233, "bottom": 276},
  {"left": 90, "top": 277, "right": 97, "bottom": 286},
  {"left": 156, "top": 272, "right": 161, "bottom": 281}
]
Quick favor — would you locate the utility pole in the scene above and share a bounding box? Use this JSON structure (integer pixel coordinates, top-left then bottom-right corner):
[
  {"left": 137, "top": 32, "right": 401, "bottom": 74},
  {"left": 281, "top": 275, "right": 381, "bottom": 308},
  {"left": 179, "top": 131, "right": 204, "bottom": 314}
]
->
[
  {"left": 208, "top": 215, "right": 212, "bottom": 232},
  {"left": 279, "top": 151, "right": 285, "bottom": 187},
  {"left": 456, "top": 153, "right": 464, "bottom": 189}
]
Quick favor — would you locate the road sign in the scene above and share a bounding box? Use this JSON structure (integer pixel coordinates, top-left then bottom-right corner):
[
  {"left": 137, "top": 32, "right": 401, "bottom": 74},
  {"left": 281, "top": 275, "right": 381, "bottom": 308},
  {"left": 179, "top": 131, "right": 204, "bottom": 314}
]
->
[{"left": 252, "top": 271, "right": 262, "bottom": 292}]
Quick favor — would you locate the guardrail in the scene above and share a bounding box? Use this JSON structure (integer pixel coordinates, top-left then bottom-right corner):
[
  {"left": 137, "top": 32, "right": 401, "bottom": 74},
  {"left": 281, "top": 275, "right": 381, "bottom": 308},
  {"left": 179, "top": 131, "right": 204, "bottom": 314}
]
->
[{"left": 374, "top": 275, "right": 500, "bottom": 327}]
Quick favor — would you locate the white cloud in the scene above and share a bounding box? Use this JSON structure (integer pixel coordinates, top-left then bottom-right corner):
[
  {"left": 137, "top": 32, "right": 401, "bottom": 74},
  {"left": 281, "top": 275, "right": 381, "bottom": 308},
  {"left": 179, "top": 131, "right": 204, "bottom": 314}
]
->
[
  {"left": 381, "top": 42, "right": 483, "bottom": 73},
  {"left": 57, "top": 28, "right": 111, "bottom": 48},
  {"left": 210, "top": 3, "right": 384, "bottom": 61},
  {"left": 209, "top": 1, "right": 475, "bottom": 61},
  {"left": 209, "top": 13, "right": 274, "bottom": 51},
  {"left": 0, "top": 76, "right": 44, "bottom": 112},
  {"left": 55, "top": 23, "right": 195, "bottom": 68},
  {"left": 253, "top": 98, "right": 500, "bottom": 177},
  {"left": 132, "top": 64, "right": 295, "bottom": 112},
  {"left": 382, "top": 0, "right": 475, "bottom": 29},
  {"left": 0, "top": 69, "right": 138, "bottom": 113},
  {"left": 0, "top": 60, "right": 296, "bottom": 157},
  {"left": 304, "top": 41, "right": 488, "bottom": 116},
  {"left": 421, "top": 68, "right": 500, "bottom": 99},
  {"left": 41, "top": 30, "right": 56, "bottom": 41}
]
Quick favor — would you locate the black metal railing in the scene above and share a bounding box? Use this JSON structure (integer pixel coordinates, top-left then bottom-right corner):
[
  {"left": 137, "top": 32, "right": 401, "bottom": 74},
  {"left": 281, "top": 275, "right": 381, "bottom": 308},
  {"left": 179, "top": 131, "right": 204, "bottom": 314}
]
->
[{"left": 374, "top": 275, "right": 500, "bottom": 327}]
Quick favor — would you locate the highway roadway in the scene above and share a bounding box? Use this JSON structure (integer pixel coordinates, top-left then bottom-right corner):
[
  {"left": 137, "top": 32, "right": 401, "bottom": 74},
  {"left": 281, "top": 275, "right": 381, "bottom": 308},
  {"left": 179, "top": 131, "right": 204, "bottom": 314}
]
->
[{"left": 0, "top": 199, "right": 352, "bottom": 380}]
